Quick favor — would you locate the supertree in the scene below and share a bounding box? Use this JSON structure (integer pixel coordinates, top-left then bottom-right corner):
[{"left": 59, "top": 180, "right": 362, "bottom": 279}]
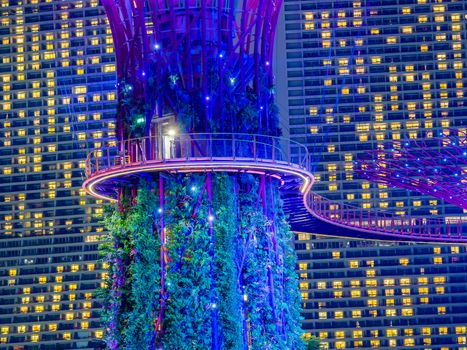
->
[
  {"left": 84, "top": 1, "right": 314, "bottom": 349},
  {"left": 357, "top": 129, "right": 467, "bottom": 210}
]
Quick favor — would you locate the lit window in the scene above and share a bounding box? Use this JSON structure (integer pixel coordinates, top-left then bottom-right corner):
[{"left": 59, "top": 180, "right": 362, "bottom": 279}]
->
[
  {"left": 95, "top": 330, "right": 104, "bottom": 339},
  {"left": 400, "top": 278, "right": 411, "bottom": 286},
  {"left": 402, "top": 308, "right": 413, "bottom": 316},
  {"left": 333, "top": 281, "right": 343, "bottom": 289},
  {"left": 35, "top": 305, "right": 44, "bottom": 313},
  {"left": 366, "top": 279, "right": 377, "bottom": 287},
  {"left": 384, "top": 279, "right": 395, "bottom": 286},
  {"left": 73, "top": 86, "right": 87, "bottom": 94},
  {"left": 402, "top": 26, "right": 412, "bottom": 34},
  {"left": 103, "top": 64, "right": 116, "bottom": 73},
  {"left": 418, "top": 287, "right": 429, "bottom": 295}
]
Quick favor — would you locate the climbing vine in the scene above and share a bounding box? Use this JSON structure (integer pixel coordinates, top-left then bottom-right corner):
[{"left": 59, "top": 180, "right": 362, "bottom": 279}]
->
[{"left": 99, "top": 173, "right": 305, "bottom": 349}]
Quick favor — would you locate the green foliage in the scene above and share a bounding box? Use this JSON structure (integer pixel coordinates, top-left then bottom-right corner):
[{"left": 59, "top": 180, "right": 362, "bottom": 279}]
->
[
  {"left": 100, "top": 174, "right": 304, "bottom": 349},
  {"left": 99, "top": 182, "right": 161, "bottom": 350}
]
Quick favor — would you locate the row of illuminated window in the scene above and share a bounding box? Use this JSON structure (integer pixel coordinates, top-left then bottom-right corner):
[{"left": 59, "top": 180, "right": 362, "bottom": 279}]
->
[
  {"left": 3, "top": 213, "right": 103, "bottom": 233},
  {"left": 1, "top": 72, "right": 113, "bottom": 87},
  {"left": 308, "top": 85, "right": 463, "bottom": 105},
  {"left": 3, "top": 188, "right": 96, "bottom": 203},
  {"left": 304, "top": 289, "right": 443, "bottom": 301},
  {"left": 304, "top": 5, "right": 460, "bottom": 19},
  {"left": 323, "top": 339, "right": 467, "bottom": 349},
  {"left": 1, "top": 93, "right": 116, "bottom": 105},
  {"left": 305, "top": 20, "right": 463, "bottom": 31},
  {"left": 2, "top": 23, "right": 111, "bottom": 40},
  {"left": 316, "top": 130, "right": 451, "bottom": 144},
  {"left": 309, "top": 127, "right": 451, "bottom": 140},
  {"left": 13, "top": 303, "right": 95, "bottom": 314},
  {"left": 313, "top": 24, "right": 462, "bottom": 40},
  {"left": 1, "top": 0, "right": 100, "bottom": 9},
  {"left": 315, "top": 306, "right": 450, "bottom": 319},
  {"left": 307, "top": 113, "right": 456, "bottom": 127},
  {"left": 305, "top": 276, "right": 447, "bottom": 289},
  {"left": 304, "top": 70, "right": 464, "bottom": 84},
  {"left": 7, "top": 264, "right": 99, "bottom": 277},
  {"left": 3, "top": 160, "right": 84, "bottom": 174},
  {"left": 304, "top": 9, "right": 463, "bottom": 20},
  {"left": 1, "top": 94, "right": 116, "bottom": 111},
  {"left": 0, "top": 330, "right": 104, "bottom": 343},
  {"left": 2, "top": 115, "right": 113, "bottom": 127},
  {"left": 310, "top": 326, "right": 467, "bottom": 340},
  {"left": 2, "top": 127, "right": 108, "bottom": 140},
  {"left": 300, "top": 257, "right": 457, "bottom": 272},
  {"left": 0, "top": 49, "right": 115, "bottom": 63},
  {"left": 0, "top": 60, "right": 115, "bottom": 75},
  {"left": 311, "top": 286, "right": 449, "bottom": 297},
  {"left": 5, "top": 280, "right": 106, "bottom": 293},
  {"left": 15, "top": 296, "right": 94, "bottom": 307}
]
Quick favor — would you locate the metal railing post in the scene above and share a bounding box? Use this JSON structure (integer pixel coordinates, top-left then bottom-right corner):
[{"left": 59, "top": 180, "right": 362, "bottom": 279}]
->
[
  {"left": 272, "top": 137, "right": 275, "bottom": 163},
  {"left": 232, "top": 134, "right": 236, "bottom": 159},
  {"left": 253, "top": 135, "right": 257, "bottom": 160},
  {"left": 209, "top": 134, "right": 213, "bottom": 160}
]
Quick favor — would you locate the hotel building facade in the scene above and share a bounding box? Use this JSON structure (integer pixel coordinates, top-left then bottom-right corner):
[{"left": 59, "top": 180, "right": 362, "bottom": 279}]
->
[
  {"left": 0, "top": 0, "right": 466, "bottom": 349},
  {"left": 0, "top": 0, "right": 115, "bottom": 348},
  {"left": 282, "top": 0, "right": 467, "bottom": 349}
]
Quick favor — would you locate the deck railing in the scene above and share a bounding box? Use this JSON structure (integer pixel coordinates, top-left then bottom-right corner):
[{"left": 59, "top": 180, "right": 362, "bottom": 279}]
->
[
  {"left": 85, "top": 133, "right": 310, "bottom": 178},
  {"left": 307, "top": 192, "right": 466, "bottom": 240}
]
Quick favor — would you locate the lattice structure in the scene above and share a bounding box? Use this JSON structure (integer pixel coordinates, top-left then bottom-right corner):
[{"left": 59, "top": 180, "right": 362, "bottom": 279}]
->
[
  {"left": 357, "top": 130, "right": 467, "bottom": 210},
  {"left": 85, "top": 1, "right": 317, "bottom": 350},
  {"left": 103, "top": 0, "right": 282, "bottom": 143}
]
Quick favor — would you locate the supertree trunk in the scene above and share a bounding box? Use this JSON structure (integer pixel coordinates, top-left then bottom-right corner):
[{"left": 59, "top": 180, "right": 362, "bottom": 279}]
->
[
  {"left": 100, "top": 174, "right": 303, "bottom": 350},
  {"left": 92, "top": 1, "right": 306, "bottom": 349}
]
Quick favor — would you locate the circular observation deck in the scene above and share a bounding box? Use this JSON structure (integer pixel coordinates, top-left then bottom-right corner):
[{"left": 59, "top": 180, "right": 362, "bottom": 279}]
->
[{"left": 83, "top": 133, "right": 315, "bottom": 201}]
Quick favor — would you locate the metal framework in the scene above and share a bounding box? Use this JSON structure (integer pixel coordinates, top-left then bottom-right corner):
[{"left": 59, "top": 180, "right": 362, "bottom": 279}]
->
[
  {"left": 102, "top": 0, "right": 282, "bottom": 142},
  {"left": 358, "top": 130, "right": 467, "bottom": 210}
]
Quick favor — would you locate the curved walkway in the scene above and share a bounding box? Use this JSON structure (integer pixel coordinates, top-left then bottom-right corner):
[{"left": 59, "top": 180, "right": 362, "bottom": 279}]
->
[
  {"left": 83, "top": 133, "right": 466, "bottom": 242},
  {"left": 83, "top": 133, "right": 314, "bottom": 201}
]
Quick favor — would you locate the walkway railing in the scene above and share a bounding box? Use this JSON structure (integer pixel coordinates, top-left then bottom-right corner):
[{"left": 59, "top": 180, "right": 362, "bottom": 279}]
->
[
  {"left": 85, "top": 133, "right": 466, "bottom": 241},
  {"left": 307, "top": 192, "right": 467, "bottom": 240},
  {"left": 85, "top": 133, "right": 310, "bottom": 178}
]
